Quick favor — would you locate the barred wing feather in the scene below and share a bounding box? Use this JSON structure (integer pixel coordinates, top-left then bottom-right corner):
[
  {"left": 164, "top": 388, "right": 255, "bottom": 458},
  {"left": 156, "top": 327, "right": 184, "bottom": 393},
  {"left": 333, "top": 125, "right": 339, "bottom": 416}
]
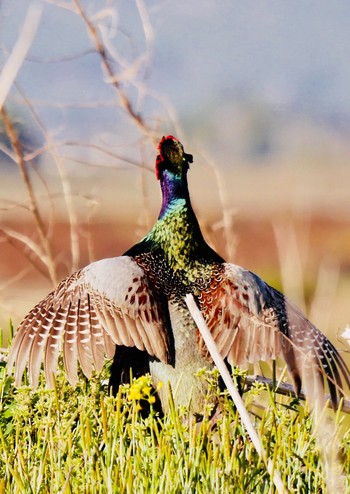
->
[
  {"left": 8, "top": 256, "right": 170, "bottom": 388},
  {"left": 199, "top": 263, "right": 350, "bottom": 407}
]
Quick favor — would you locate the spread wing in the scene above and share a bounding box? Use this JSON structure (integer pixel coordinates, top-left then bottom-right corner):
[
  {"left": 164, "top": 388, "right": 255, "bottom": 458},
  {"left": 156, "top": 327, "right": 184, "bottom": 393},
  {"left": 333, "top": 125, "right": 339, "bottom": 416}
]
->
[
  {"left": 198, "top": 263, "right": 350, "bottom": 406},
  {"left": 8, "top": 256, "right": 170, "bottom": 388}
]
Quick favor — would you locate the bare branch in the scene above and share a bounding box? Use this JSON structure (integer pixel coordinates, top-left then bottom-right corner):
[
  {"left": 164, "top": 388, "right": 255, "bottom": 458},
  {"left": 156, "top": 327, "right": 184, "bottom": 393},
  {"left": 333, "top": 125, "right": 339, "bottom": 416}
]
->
[
  {"left": 244, "top": 375, "right": 350, "bottom": 414},
  {"left": 61, "top": 141, "right": 148, "bottom": 169},
  {"left": 0, "top": 107, "right": 58, "bottom": 284},
  {"left": 0, "top": 3, "right": 43, "bottom": 110},
  {"left": 201, "top": 152, "right": 238, "bottom": 262},
  {"left": 26, "top": 48, "right": 96, "bottom": 64},
  {"left": 0, "top": 228, "right": 51, "bottom": 280},
  {"left": 14, "top": 86, "right": 81, "bottom": 272},
  {"left": 0, "top": 266, "right": 32, "bottom": 295},
  {"left": 72, "top": 0, "right": 157, "bottom": 144}
]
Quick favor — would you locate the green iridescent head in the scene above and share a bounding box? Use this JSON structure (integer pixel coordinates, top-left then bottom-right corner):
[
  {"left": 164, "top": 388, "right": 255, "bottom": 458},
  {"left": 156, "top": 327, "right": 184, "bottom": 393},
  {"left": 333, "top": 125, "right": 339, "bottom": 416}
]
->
[{"left": 155, "top": 136, "right": 193, "bottom": 180}]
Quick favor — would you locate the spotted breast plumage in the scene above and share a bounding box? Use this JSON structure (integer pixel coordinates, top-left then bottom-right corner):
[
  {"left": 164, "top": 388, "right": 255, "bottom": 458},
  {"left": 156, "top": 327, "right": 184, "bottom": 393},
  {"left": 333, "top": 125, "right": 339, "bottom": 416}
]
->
[{"left": 8, "top": 136, "right": 350, "bottom": 413}]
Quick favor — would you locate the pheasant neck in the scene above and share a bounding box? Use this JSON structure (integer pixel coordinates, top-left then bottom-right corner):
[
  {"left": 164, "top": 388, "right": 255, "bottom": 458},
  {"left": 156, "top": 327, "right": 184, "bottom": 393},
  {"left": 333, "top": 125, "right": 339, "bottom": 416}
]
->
[
  {"left": 159, "top": 169, "right": 191, "bottom": 218},
  {"left": 130, "top": 167, "right": 224, "bottom": 277}
]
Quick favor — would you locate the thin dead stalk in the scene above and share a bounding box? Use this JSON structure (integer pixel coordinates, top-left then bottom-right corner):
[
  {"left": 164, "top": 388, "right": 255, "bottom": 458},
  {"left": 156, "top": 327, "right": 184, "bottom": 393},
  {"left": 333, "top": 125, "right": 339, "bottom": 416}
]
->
[
  {"left": 185, "top": 294, "right": 288, "bottom": 494},
  {"left": 0, "top": 107, "right": 58, "bottom": 284},
  {"left": 0, "top": 3, "right": 43, "bottom": 110},
  {"left": 73, "top": 0, "right": 156, "bottom": 144},
  {"left": 15, "top": 85, "right": 80, "bottom": 272},
  {"left": 244, "top": 374, "right": 350, "bottom": 414},
  {"left": 202, "top": 154, "right": 238, "bottom": 262},
  {"left": 0, "top": 227, "right": 52, "bottom": 279}
]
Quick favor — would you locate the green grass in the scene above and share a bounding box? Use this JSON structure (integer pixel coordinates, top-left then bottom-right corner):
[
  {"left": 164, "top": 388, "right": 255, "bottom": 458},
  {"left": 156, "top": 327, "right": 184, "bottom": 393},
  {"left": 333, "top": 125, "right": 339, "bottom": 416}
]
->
[{"left": 0, "top": 360, "right": 349, "bottom": 493}]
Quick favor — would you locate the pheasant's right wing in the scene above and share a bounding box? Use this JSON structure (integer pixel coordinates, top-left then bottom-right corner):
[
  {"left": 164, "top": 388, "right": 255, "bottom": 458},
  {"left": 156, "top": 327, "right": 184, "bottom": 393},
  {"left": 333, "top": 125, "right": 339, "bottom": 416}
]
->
[{"left": 8, "top": 256, "right": 170, "bottom": 388}]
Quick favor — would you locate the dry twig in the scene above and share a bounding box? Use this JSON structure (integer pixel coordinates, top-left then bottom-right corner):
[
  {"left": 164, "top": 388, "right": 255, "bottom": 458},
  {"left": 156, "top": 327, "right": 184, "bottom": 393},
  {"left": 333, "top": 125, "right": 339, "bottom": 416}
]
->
[
  {"left": 185, "top": 294, "right": 288, "bottom": 494},
  {"left": 72, "top": 0, "right": 156, "bottom": 143},
  {"left": 0, "top": 4, "right": 43, "bottom": 110},
  {"left": 0, "top": 107, "right": 58, "bottom": 284}
]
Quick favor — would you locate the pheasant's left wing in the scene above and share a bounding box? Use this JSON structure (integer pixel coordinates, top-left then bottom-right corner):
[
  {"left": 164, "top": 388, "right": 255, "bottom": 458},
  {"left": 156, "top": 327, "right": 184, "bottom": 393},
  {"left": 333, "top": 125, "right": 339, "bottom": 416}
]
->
[{"left": 197, "top": 263, "right": 350, "bottom": 406}]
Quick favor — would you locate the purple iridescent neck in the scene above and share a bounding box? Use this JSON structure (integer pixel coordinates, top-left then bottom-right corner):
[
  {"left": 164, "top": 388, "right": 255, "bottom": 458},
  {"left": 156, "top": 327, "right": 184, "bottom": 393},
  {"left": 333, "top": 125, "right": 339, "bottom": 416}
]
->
[{"left": 158, "top": 169, "right": 191, "bottom": 219}]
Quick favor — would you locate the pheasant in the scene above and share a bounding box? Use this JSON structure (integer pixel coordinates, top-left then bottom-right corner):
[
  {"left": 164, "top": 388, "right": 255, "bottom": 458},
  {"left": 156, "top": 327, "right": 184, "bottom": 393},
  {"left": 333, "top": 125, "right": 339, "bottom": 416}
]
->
[{"left": 7, "top": 136, "right": 350, "bottom": 414}]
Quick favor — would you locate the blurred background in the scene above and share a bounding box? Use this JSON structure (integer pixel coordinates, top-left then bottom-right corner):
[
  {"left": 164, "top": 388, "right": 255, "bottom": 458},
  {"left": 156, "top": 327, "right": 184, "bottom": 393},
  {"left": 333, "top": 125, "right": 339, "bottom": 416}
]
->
[{"left": 0, "top": 0, "right": 350, "bottom": 352}]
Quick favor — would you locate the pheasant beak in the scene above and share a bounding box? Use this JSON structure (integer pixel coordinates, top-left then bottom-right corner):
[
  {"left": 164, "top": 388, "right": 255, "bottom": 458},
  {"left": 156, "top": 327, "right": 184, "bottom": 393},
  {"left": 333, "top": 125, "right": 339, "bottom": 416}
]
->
[{"left": 156, "top": 136, "right": 193, "bottom": 180}]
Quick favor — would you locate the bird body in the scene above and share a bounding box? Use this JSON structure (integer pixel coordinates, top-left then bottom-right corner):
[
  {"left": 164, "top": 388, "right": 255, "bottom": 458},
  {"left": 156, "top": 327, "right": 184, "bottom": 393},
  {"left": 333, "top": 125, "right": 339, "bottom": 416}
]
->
[
  {"left": 122, "top": 161, "right": 225, "bottom": 412},
  {"left": 149, "top": 300, "right": 213, "bottom": 412},
  {"left": 8, "top": 136, "right": 350, "bottom": 413}
]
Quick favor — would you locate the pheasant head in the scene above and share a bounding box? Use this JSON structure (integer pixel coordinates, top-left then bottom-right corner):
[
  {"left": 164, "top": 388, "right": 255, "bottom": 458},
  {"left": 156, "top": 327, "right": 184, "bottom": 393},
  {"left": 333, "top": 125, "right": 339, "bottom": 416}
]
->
[{"left": 155, "top": 135, "right": 193, "bottom": 180}]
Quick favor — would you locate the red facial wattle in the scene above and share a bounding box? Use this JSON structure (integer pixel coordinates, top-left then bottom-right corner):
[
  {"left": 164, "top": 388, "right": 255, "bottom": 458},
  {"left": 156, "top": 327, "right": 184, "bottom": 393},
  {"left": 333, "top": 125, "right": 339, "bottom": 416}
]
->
[{"left": 155, "top": 135, "right": 179, "bottom": 180}]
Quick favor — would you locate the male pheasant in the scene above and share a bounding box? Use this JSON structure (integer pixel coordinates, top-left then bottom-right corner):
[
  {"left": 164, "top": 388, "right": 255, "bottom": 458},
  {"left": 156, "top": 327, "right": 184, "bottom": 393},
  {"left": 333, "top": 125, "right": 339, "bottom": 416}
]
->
[{"left": 8, "top": 136, "right": 350, "bottom": 413}]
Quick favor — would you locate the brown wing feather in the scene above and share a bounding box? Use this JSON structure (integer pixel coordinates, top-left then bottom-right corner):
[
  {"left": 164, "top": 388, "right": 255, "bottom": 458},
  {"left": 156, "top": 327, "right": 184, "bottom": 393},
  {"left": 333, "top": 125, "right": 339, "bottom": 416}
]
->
[
  {"left": 63, "top": 302, "right": 79, "bottom": 387},
  {"left": 8, "top": 256, "right": 170, "bottom": 388},
  {"left": 88, "top": 302, "right": 107, "bottom": 373},
  {"left": 76, "top": 298, "right": 94, "bottom": 379},
  {"left": 198, "top": 262, "right": 350, "bottom": 407},
  {"left": 11, "top": 300, "right": 53, "bottom": 386},
  {"left": 44, "top": 305, "right": 68, "bottom": 386},
  {"left": 198, "top": 269, "right": 280, "bottom": 365},
  {"left": 28, "top": 304, "right": 55, "bottom": 388}
]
